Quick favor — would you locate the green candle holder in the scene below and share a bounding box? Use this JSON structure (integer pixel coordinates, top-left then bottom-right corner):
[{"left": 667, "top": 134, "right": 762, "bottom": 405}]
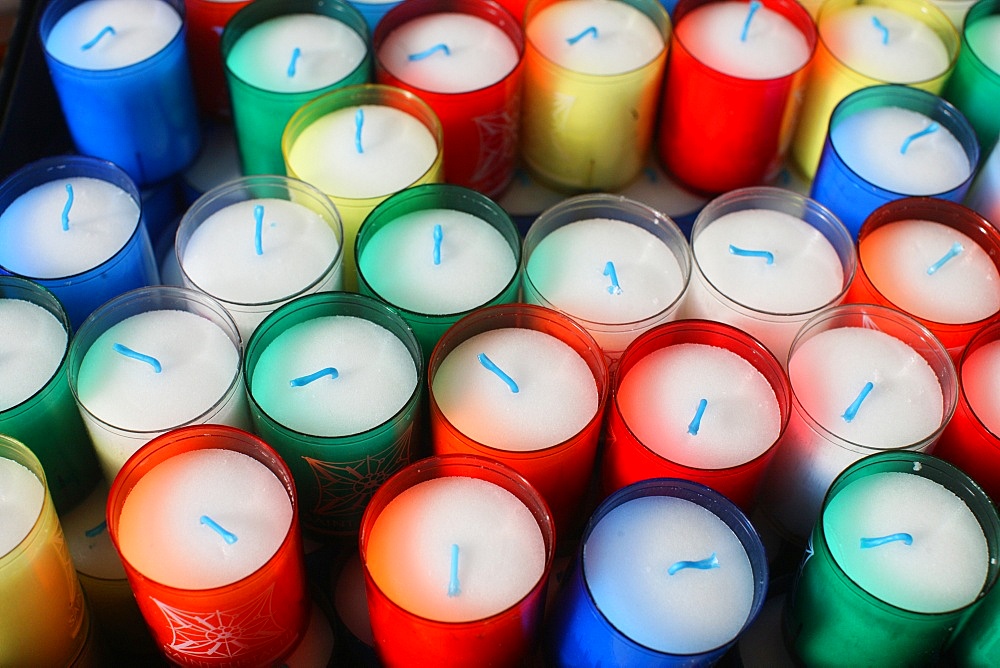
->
[{"left": 943, "top": 0, "right": 1000, "bottom": 150}]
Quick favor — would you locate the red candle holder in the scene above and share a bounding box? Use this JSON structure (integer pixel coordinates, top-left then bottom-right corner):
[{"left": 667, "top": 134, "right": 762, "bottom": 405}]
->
[
  {"left": 601, "top": 320, "right": 791, "bottom": 510},
  {"left": 107, "top": 425, "right": 308, "bottom": 667},
  {"left": 184, "top": 0, "right": 252, "bottom": 119}
]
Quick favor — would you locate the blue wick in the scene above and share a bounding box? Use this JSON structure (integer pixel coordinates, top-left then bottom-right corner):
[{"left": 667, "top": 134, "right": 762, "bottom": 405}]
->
[
  {"left": 448, "top": 544, "right": 461, "bottom": 597},
  {"left": 254, "top": 204, "right": 264, "bottom": 256},
  {"left": 289, "top": 366, "right": 339, "bottom": 387},
  {"left": 842, "top": 381, "right": 874, "bottom": 423},
  {"left": 668, "top": 552, "right": 720, "bottom": 576},
  {"left": 927, "top": 242, "right": 964, "bottom": 275},
  {"left": 433, "top": 224, "right": 443, "bottom": 266},
  {"left": 355, "top": 108, "right": 364, "bottom": 154},
  {"left": 860, "top": 533, "right": 913, "bottom": 549},
  {"left": 61, "top": 183, "right": 73, "bottom": 232},
  {"left": 603, "top": 261, "right": 622, "bottom": 295},
  {"left": 409, "top": 43, "right": 451, "bottom": 61},
  {"left": 81, "top": 25, "right": 116, "bottom": 50},
  {"left": 567, "top": 26, "right": 598, "bottom": 45},
  {"left": 84, "top": 520, "right": 107, "bottom": 538},
  {"left": 644, "top": 166, "right": 657, "bottom": 182},
  {"left": 740, "top": 1, "right": 762, "bottom": 42},
  {"left": 872, "top": 16, "right": 890, "bottom": 45},
  {"left": 200, "top": 515, "right": 238, "bottom": 545},
  {"left": 900, "top": 122, "right": 940, "bottom": 154},
  {"left": 688, "top": 398, "right": 708, "bottom": 436},
  {"left": 729, "top": 244, "right": 774, "bottom": 265},
  {"left": 287, "top": 47, "right": 302, "bottom": 77},
  {"left": 112, "top": 343, "right": 162, "bottom": 373},
  {"left": 478, "top": 353, "right": 519, "bottom": 393}
]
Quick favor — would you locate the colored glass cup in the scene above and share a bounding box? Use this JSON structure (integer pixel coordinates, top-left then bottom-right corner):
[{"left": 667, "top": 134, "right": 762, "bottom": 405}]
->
[
  {"left": 184, "top": 0, "right": 253, "bottom": 119},
  {"left": 943, "top": 0, "right": 1000, "bottom": 150}
]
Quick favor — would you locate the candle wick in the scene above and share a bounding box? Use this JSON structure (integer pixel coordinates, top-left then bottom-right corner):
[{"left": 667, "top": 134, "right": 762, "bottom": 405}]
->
[
  {"left": 900, "top": 122, "right": 940, "bottom": 155},
  {"left": 740, "top": 0, "right": 762, "bottom": 42},
  {"left": 287, "top": 47, "right": 302, "bottom": 78},
  {"left": 199, "top": 515, "right": 238, "bottom": 545},
  {"left": 643, "top": 166, "right": 657, "bottom": 183},
  {"left": 477, "top": 352, "right": 519, "bottom": 393},
  {"left": 408, "top": 43, "right": 451, "bottom": 61},
  {"left": 355, "top": 108, "right": 364, "bottom": 154},
  {"left": 860, "top": 533, "right": 913, "bottom": 549},
  {"left": 81, "top": 25, "right": 116, "bottom": 51},
  {"left": 448, "top": 543, "right": 461, "bottom": 597},
  {"left": 61, "top": 183, "right": 73, "bottom": 232},
  {"left": 841, "top": 381, "right": 874, "bottom": 423},
  {"left": 728, "top": 244, "right": 774, "bottom": 265},
  {"left": 688, "top": 398, "right": 708, "bottom": 436},
  {"left": 668, "top": 552, "right": 719, "bottom": 576},
  {"left": 289, "top": 366, "right": 340, "bottom": 387},
  {"left": 926, "top": 242, "right": 964, "bottom": 275},
  {"left": 112, "top": 343, "right": 162, "bottom": 373},
  {"left": 567, "top": 26, "right": 598, "bottom": 46},
  {"left": 433, "top": 224, "right": 443, "bottom": 266},
  {"left": 254, "top": 204, "right": 264, "bottom": 256},
  {"left": 871, "top": 16, "right": 890, "bottom": 45},
  {"left": 84, "top": 520, "right": 107, "bottom": 538},
  {"left": 603, "top": 260, "right": 622, "bottom": 295}
]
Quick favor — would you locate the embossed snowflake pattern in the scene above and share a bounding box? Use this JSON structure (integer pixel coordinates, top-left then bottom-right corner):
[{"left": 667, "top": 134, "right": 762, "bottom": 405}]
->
[{"left": 471, "top": 104, "right": 519, "bottom": 186}]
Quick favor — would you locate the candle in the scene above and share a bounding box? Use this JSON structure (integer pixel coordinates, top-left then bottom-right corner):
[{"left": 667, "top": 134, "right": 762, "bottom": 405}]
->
[
  {"left": 222, "top": 0, "right": 371, "bottom": 175},
  {"left": 40, "top": 0, "right": 201, "bottom": 185},
  {"left": 615, "top": 157, "right": 708, "bottom": 238},
  {"left": 347, "top": 0, "right": 404, "bottom": 32},
  {"left": 657, "top": 0, "right": 815, "bottom": 193},
  {"left": 375, "top": 0, "right": 525, "bottom": 196},
  {"left": 520, "top": 0, "right": 670, "bottom": 191},
  {"left": 179, "top": 120, "right": 243, "bottom": 204},
  {"left": 967, "top": 138, "right": 1000, "bottom": 227},
  {"left": 496, "top": 165, "right": 566, "bottom": 236},
  {"left": 929, "top": 0, "right": 977, "bottom": 27},
  {"left": 184, "top": 0, "right": 253, "bottom": 118},
  {"left": 943, "top": 0, "right": 1000, "bottom": 149}
]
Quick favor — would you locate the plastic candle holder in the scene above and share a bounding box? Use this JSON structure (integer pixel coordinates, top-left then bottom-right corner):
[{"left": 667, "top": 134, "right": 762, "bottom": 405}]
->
[
  {"left": 682, "top": 186, "right": 857, "bottom": 366},
  {"left": 520, "top": 0, "right": 671, "bottom": 192},
  {"left": 39, "top": 0, "right": 201, "bottom": 185},
  {"left": 244, "top": 291, "right": 424, "bottom": 537},
  {"left": 810, "top": 84, "right": 979, "bottom": 239},
  {"left": 0, "top": 155, "right": 157, "bottom": 329},
  {"left": 847, "top": 197, "right": 1000, "bottom": 360},
  {"left": 0, "top": 435, "right": 90, "bottom": 666},
  {"left": 374, "top": 0, "right": 525, "bottom": 197},
  {"left": 784, "top": 451, "right": 1000, "bottom": 666},
  {"left": 184, "top": 0, "right": 252, "bottom": 118},
  {"left": 0, "top": 276, "right": 100, "bottom": 512},
  {"left": 282, "top": 83, "right": 445, "bottom": 290},
  {"left": 359, "top": 453, "right": 556, "bottom": 667},
  {"left": 356, "top": 183, "right": 522, "bottom": 360},
  {"left": 943, "top": 0, "right": 1000, "bottom": 150},
  {"left": 428, "top": 303, "right": 609, "bottom": 535},
  {"left": 967, "top": 138, "right": 1000, "bottom": 227},
  {"left": 107, "top": 425, "right": 309, "bottom": 666},
  {"left": 952, "top": 530, "right": 1000, "bottom": 665},
  {"left": 929, "top": 0, "right": 977, "bottom": 27},
  {"left": 601, "top": 320, "right": 791, "bottom": 511},
  {"left": 546, "top": 478, "right": 768, "bottom": 666},
  {"left": 222, "top": 0, "right": 371, "bottom": 176},
  {"left": 657, "top": 0, "right": 816, "bottom": 194},
  {"left": 789, "top": 0, "right": 959, "bottom": 179},
  {"left": 68, "top": 286, "right": 251, "bottom": 484}
]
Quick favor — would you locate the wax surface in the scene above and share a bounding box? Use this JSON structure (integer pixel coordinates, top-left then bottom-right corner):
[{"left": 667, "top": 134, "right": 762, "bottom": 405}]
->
[
  {"left": 0, "top": 457, "right": 44, "bottom": 557},
  {"left": 61, "top": 482, "right": 124, "bottom": 580},
  {"left": 251, "top": 315, "right": 418, "bottom": 437},
  {"left": 860, "top": 219, "right": 1000, "bottom": 324},
  {"left": 967, "top": 15, "right": 1000, "bottom": 72},
  {"left": 961, "top": 339, "right": 1000, "bottom": 436},
  {"left": 584, "top": 495, "right": 754, "bottom": 654},
  {"left": 0, "top": 299, "right": 67, "bottom": 411},
  {"left": 433, "top": 327, "right": 598, "bottom": 451},
  {"left": 824, "top": 471, "right": 988, "bottom": 613},
  {"left": 365, "top": 476, "right": 546, "bottom": 622}
]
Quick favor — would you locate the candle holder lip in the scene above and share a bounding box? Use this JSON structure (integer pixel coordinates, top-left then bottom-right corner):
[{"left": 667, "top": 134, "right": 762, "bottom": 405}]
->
[
  {"left": 954, "top": 319, "right": 1000, "bottom": 441},
  {"left": 0, "top": 434, "right": 51, "bottom": 565},
  {"left": 958, "top": 0, "right": 1000, "bottom": 77}
]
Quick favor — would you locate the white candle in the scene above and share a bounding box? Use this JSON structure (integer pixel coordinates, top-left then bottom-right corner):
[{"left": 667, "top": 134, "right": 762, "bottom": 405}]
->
[
  {"left": 116, "top": 448, "right": 293, "bottom": 589},
  {"left": 432, "top": 328, "right": 599, "bottom": 451},
  {"left": 0, "top": 299, "right": 67, "bottom": 411},
  {"left": 364, "top": 475, "right": 546, "bottom": 622},
  {"left": 61, "top": 482, "right": 125, "bottom": 582},
  {"left": 966, "top": 14, "right": 1000, "bottom": 71},
  {"left": 282, "top": 603, "right": 336, "bottom": 668},
  {"left": 334, "top": 551, "right": 374, "bottom": 648},
  {"left": 250, "top": 315, "right": 418, "bottom": 437},
  {"left": 378, "top": 13, "right": 519, "bottom": 93},
  {"left": 584, "top": 494, "right": 754, "bottom": 654},
  {"left": 0, "top": 456, "right": 44, "bottom": 557},
  {"left": 616, "top": 343, "right": 781, "bottom": 469},
  {"left": 675, "top": 0, "right": 811, "bottom": 79},
  {"left": 616, "top": 161, "right": 708, "bottom": 223},
  {"left": 823, "top": 471, "right": 988, "bottom": 612},
  {"left": 959, "top": 339, "right": 1000, "bottom": 435},
  {"left": 0, "top": 176, "right": 139, "bottom": 278}
]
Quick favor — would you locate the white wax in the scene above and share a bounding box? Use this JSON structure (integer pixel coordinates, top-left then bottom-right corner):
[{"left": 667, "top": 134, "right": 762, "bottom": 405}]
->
[
  {"left": 0, "top": 456, "right": 44, "bottom": 558},
  {"left": 286, "top": 104, "right": 439, "bottom": 199},
  {"left": 61, "top": 482, "right": 125, "bottom": 580},
  {"left": 116, "top": 448, "right": 293, "bottom": 589},
  {"left": 526, "top": 0, "right": 664, "bottom": 76},
  {"left": 45, "top": 0, "right": 181, "bottom": 70},
  {"left": 676, "top": 1, "right": 811, "bottom": 79},
  {"left": 0, "top": 177, "right": 139, "bottom": 278},
  {"left": 584, "top": 495, "right": 754, "bottom": 654},
  {"left": 432, "top": 328, "right": 599, "bottom": 451},
  {"left": 819, "top": 5, "right": 951, "bottom": 83},
  {"left": 226, "top": 14, "right": 367, "bottom": 93},
  {"left": 283, "top": 603, "right": 336, "bottom": 668},
  {"left": 182, "top": 123, "right": 242, "bottom": 198},
  {"left": 824, "top": 471, "right": 988, "bottom": 613},
  {"left": 617, "top": 343, "right": 781, "bottom": 469},
  {"left": 831, "top": 106, "right": 971, "bottom": 195},
  {"left": 358, "top": 208, "right": 516, "bottom": 315},
  {"left": 364, "top": 476, "right": 546, "bottom": 622},
  {"left": 250, "top": 315, "right": 418, "bottom": 437},
  {"left": 960, "top": 339, "right": 1000, "bottom": 436},
  {"left": 859, "top": 219, "right": 1000, "bottom": 324},
  {"left": 378, "top": 13, "right": 519, "bottom": 93},
  {"left": 0, "top": 299, "right": 67, "bottom": 411},
  {"left": 967, "top": 15, "right": 1000, "bottom": 73},
  {"left": 617, "top": 161, "right": 707, "bottom": 220},
  {"left": 334, "top": 552, "right": 374, "bottom": 647}
]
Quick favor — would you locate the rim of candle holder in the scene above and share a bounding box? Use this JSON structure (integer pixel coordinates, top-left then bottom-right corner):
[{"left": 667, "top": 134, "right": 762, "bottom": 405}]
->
[
  {"left": 0, "top": 434, "right": 50, "bottom": 566},
  {"left": 955, "top": 319, "right": 1000, "bottom": 442}
]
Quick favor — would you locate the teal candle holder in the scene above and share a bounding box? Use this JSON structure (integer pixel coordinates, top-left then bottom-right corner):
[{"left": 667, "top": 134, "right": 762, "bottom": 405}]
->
[{"left": 943, "top": 0, "right": 1000, "bottom": 150}]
